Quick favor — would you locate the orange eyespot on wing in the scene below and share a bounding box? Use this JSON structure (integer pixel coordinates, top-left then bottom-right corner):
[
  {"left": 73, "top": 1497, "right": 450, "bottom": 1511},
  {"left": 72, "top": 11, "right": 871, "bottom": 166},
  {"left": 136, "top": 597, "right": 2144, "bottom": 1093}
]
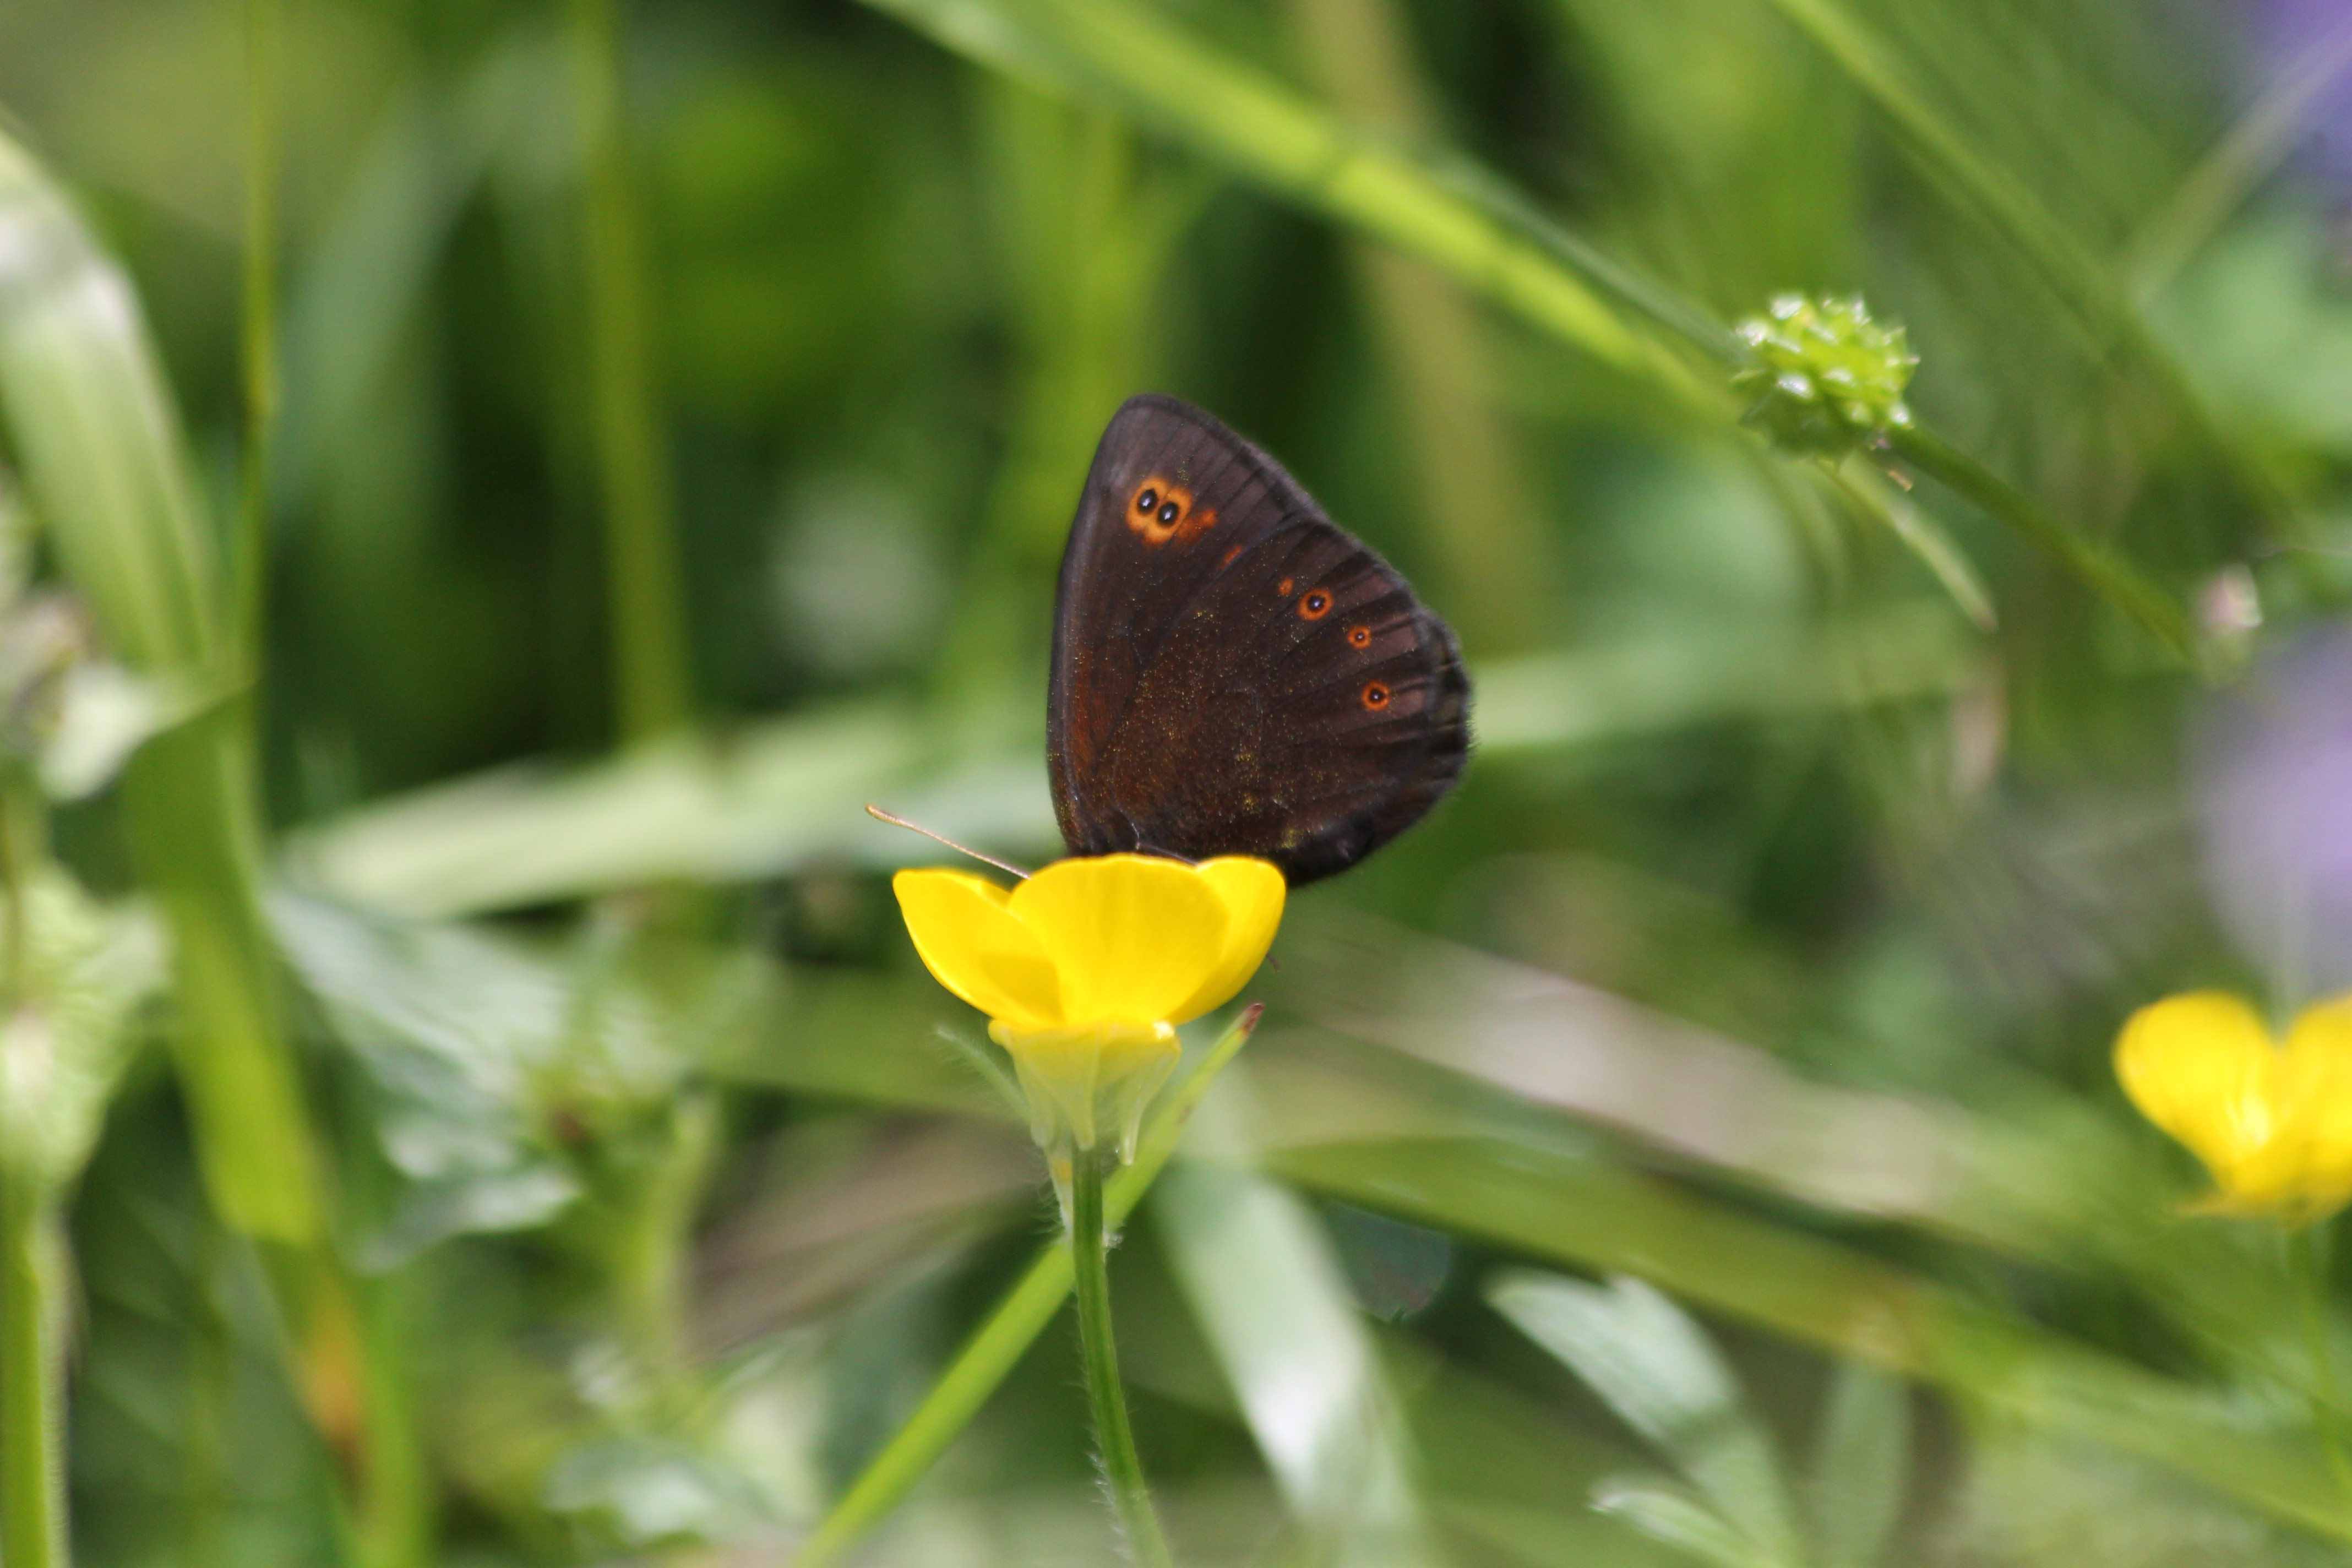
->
[
  {"left": 1346, "top": 624, "right": 1371, "bottom": 649},
  {"left": 1277, "top": 577, "right": 1295, "bottom": 596},
  {"left": 1126, "top": 476, "right": 1198, "bottom": 546},
  {"left": 1298, "top": 589, "right": 1332, "bottom": 620},
  {"left": 1361, "top": 680, "right": 1391, "bottom": 710}
]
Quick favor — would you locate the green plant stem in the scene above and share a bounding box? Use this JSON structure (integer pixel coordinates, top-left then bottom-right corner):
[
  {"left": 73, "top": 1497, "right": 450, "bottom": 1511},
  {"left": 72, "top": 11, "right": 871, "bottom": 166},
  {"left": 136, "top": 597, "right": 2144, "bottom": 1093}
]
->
[
  {"left": 612, "top": 1093, "right": 719, "bottom": 1408},
  {"left": 798, "top": 1004, "right": 1260, "bottom": 1565},
  {"left": 1070, "top": 1146, "right": 1174, "bottom": 1568},
  {"left": 568, "top": 0, "right": 695, "bottom": 744},
  {"left": 1883, "top": 423, "right": 2196, "bottom": 662},
  {"left": 2291, "top": 1224, "right": 2352, "bottom": 1502},
  {"left": 352, "top": 1267, "right": 432, "bottom": 1568},
  {"left": 0, "top": 766, "right": 62, "bottom": 1568},
  {"left": 233, "top": 0, "right": 281, "bottom": 680},
  {"left": 1, "top": 1169, "right": 66, "bottom": 1568}
]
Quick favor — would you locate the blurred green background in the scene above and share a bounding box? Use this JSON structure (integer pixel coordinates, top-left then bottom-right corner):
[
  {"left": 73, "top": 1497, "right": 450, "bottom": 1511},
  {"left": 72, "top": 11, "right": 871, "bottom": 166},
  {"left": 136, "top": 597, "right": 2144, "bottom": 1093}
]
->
[{"left": 5, "top": 0, "right": 2352, "bottom": 1562}]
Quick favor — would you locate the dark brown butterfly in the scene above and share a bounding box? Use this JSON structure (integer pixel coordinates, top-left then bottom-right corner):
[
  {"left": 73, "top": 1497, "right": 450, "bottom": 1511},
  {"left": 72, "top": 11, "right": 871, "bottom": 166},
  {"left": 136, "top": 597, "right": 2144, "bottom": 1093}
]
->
[{"left": 1048, "top": 394, "right": 1471, "bottom": 886}]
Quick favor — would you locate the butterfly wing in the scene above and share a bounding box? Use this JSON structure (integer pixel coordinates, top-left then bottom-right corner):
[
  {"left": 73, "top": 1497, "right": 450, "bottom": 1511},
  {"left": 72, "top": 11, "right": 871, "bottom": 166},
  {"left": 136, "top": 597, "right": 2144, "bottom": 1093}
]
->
[{"left": 1048, "top": 395, "right": 1471, "bottom": 885}]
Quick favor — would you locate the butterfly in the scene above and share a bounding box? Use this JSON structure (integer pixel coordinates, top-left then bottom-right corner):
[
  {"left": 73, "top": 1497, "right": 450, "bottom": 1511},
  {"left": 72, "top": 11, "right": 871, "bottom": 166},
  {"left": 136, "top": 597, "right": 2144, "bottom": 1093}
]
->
[{"left": 1047, "top": 394, "right": 1470, "bottom": 886}]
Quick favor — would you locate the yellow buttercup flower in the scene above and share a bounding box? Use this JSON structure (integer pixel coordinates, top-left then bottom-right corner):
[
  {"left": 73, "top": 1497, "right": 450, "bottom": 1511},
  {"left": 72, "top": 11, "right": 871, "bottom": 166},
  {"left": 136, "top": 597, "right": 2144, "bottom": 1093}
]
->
[
  {"left": 892, "top": 853, "right": 1284, "bottom": 1161},
  {"left": 2115, "top": 991, "right": 2352, "bottom": 1222}
]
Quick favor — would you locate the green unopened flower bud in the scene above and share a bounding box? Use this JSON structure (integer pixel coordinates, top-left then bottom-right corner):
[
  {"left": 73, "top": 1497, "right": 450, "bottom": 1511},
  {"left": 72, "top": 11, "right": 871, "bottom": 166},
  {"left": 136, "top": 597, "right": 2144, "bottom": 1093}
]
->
[{"left": 1732, "top": 293, "right": 1917, "bottom": 458}]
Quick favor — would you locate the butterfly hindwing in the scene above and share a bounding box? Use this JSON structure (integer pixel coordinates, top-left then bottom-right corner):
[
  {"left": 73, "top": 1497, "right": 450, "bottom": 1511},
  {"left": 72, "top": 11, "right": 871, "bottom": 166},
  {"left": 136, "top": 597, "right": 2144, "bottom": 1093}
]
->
[{"left": 1048, "top": 396, "right": 1471, "bottom": 885}]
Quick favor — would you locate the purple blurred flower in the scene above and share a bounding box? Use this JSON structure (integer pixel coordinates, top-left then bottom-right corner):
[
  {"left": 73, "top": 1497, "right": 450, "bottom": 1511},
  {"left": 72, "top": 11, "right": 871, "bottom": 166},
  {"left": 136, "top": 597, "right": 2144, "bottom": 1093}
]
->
[
  {"left": 2193, "top": 623, "right": 2352, "bottom": 995},
  {"left": 2244, "top": 0, "right": 2352, "bottom": 200}
]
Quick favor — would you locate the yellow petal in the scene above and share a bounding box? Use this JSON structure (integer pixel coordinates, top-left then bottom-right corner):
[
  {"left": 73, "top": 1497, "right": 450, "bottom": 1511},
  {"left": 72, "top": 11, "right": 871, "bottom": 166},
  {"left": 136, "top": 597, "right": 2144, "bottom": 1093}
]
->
[
  {"left": 2277, "top": 995, "right": 2352, "bottom": 1212},
  {"left": 1008, "top": 854, "right": 1226, "bottom": 1026},
  {"left": 2114, "top": 992, "right": 2280, "bottom": 1189},
  {"left": 892, "top": 869, "right": 1064, "bottom": 1030},
  {"left": 1166, "top": 857, "right": 1286, "bottom": 1024}
]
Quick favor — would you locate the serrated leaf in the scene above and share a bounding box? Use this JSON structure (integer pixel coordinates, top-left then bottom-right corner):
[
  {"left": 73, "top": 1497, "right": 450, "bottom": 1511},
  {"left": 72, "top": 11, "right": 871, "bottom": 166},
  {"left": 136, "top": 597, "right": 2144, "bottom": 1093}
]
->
[
  {"left": 1594, "top": 1476, "right": 1778, "bottom": 1568},
  {"left": 541, "top": 1435, "right": 770, "bottom": 1550},
  {"left": 271, "top": 892, "right": 748, "bottom": 1264},
  {"left": 1488, "top": 1271, "right": 1803, "bottom": 1563},
  {"left": 0, "top": 870, "right": 164, "bottom": 1188}
]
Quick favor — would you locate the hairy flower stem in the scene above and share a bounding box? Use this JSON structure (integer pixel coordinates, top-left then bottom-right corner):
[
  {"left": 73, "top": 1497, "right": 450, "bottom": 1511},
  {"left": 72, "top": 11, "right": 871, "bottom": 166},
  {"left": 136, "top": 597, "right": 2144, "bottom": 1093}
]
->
[
  {"left": 2292, "top": 1225, "right": 2352, "bottom": 1501},
  {"left": 1071, "top": 1146, "right": 1175, "bottom": 1568}
]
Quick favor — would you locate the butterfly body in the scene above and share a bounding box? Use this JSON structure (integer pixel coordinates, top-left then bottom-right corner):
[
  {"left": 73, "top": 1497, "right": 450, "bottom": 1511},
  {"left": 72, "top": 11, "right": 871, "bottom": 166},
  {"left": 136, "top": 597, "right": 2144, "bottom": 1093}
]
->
[{"left": 1048, "top": 395, "right": 1470, "bottom": 886}]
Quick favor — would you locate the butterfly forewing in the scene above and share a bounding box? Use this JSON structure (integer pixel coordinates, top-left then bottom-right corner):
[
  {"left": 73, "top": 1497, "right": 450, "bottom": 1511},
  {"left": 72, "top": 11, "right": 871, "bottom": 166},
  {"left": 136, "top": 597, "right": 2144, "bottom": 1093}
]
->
[
  {"left": 1048, "top": 395, "right": 1470, "bottom": 885},
  {"left": 1048, "top": 397, "right": 1321, "bottom": 788}
]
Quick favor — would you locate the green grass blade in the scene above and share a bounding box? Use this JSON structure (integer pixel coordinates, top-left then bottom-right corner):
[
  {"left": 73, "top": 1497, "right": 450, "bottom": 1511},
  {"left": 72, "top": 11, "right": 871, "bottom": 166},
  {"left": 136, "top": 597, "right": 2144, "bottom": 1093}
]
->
[
  {"left": 1748, "top": 0, "right": 2286, "bottom": 521},
  {"left": 862, "top": 0, "right": 2197, "bottom": 647},
  {"left": 0, "top": 1176, "right": 67, "bottom": 1568},
  {"left": 859, "top": 0, "right": 1719, "bottom": 407},
  {"left": 286, "top": 606, "right": 1972, "bottom": 916},
  {"left": 0, "top": 128, "right": 320, "bottom": 1242},
  {"left": 1273, "top": 1136, "right": 2352, "bottom": 1540},
  {"left": 232, "top": 0, "right": 282, "bottom": 682},
  {"left": 2123, "top": 10, "right": 2352, "bottom": 301},
  {"left": 568, "top": 0, "right": 695, "bottom": 742},
  {"left": 284, "top": 699, "right": 1036, "bottom": 914},
  {"left": 1287, "top": 0, "right": 1556, "bottom": 652}
]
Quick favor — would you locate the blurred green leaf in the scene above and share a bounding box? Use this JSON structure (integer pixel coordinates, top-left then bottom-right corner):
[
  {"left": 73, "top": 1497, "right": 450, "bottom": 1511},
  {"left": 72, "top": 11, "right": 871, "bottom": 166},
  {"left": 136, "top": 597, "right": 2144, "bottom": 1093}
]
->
[
  {"left": 540, "top": 1435, "right": 769, "bottom": 1551},
  {"left": 1806, "top": 1363, "right": 1908, "bottom": 1568},
  {"left": 1593, "top": 1477, "right": 1779, "bottom": 1568},
  {"left": 1156, "top": 1085, "right": 1437, "bottom": 1565},
  {"left": 273, "top": 893, "right": 749, "bottom": 1267},
  {"left": 1281, "top": 1135, "right": 2352, "bottom": 1540},
  {"left": 0, "top": 869, "right": 162, "bottom": 1190},
  {"left": 1488, "top": 1272, "right": 1804, "bottom": 1564},
  {"left": 288, "top": 602, "right": 1977, "bottom": 916},
  {"left": 286, "top": 701, "right": 1039, "bottom": 916}
]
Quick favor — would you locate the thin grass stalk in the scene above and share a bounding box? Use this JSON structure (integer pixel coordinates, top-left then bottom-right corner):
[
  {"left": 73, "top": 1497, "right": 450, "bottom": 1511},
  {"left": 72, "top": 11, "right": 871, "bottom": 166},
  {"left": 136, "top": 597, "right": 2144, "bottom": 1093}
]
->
[
  {"left": 2124, "top": 9, "right": 2352, "bottom": 301},
  {"left": 568, "top": 0, "right": 695, "bottom": 743},
  {"left": 0, "top": 1169, "right": 66, "bottom": 1568},
  {"left": 1071, "top": 1146, "right": 1175, "bottom": 1567},
  {"left": 1289, "top": 0, "right": 1552, "bottom": 652},
  {"left": 798, "top": 1005, "right": 1261, "bottom": 1564},
  {"left": 1748, "top": 0, "right": 2291, "bottom": 527},
  {"left": 1883, "top": 424, "right": 2197, "bottom": 661},
  {"left": 234, "top": 0, "right": 282, "bottom": 676},
  {"left": 861, "top": 0, "right": 1716, "bottom": 409},
  {"left": 0, "top": 780, "right": 64, "bottom": 1568},
  {"left": 860, "top": 0, "right": 2199, "bottom": 657}
]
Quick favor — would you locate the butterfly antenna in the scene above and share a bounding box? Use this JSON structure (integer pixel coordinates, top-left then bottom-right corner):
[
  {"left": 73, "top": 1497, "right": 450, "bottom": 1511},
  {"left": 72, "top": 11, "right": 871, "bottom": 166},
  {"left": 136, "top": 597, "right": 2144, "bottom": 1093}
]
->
[{"left": 864, "top": 804, "right": 1032, "bottom": 879}]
